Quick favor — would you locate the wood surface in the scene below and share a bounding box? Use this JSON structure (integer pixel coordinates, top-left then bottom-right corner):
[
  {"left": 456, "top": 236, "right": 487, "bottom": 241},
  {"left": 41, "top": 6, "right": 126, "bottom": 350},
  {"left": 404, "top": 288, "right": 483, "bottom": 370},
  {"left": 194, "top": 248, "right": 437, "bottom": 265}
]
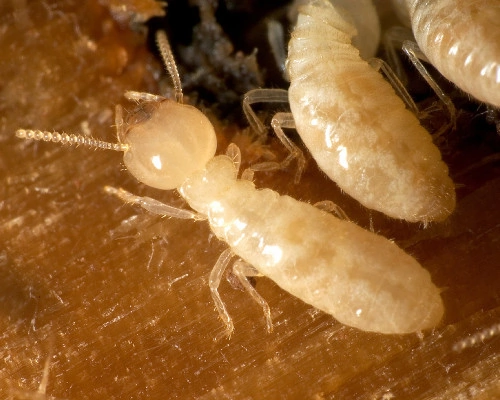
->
[{"left": 0, "top": 1, "right": 499, "bottom": 398}]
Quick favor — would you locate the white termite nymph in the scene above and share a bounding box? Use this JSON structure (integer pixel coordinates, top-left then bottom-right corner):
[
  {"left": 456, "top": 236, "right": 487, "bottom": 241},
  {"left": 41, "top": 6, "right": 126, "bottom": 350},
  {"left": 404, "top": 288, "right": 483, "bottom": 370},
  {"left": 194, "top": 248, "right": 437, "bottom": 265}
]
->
[
  {"left": 404, "top": 0, "right": 500, "bottom": 108},
  {"left": 245, "top": 0, "right": 456, "bottom": 224},
  {"left": 16, "top": 30, "right": 444, "bottom": 336}
]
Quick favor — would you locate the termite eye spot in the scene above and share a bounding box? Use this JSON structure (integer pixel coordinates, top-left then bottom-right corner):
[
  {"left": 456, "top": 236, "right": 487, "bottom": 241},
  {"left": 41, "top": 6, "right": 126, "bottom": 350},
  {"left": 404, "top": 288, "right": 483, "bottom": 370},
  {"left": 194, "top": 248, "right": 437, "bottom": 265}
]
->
[{"left": 125, "top": 101, "right": 161, "bottom": 127}]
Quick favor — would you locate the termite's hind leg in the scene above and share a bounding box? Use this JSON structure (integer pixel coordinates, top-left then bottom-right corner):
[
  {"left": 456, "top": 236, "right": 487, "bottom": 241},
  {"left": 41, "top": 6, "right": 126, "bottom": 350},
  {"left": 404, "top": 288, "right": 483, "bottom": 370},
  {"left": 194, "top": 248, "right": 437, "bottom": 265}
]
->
[
  {"left": 103, "top": 186, "right": 206, "bottom": 221},
  {"left": 242, "top": 88, "right": 289, "bottom": 140},
  {"left": 382, "top": 25, "right": 415, "bottom": 87},
  {"left": 368, "top": 57, "right": 419, "bottom": 117},
  {"left": 232, "top": 259, "right": 273, "bottom": 333},
  {"left": 402, "top": 40, "right": 457, "bottom": 132},
  {"left": 210, "top": 249, "right": 236, "bottom": 338},
  {"left": 382, "top": 25, "right": 455, "bottom": 126}
]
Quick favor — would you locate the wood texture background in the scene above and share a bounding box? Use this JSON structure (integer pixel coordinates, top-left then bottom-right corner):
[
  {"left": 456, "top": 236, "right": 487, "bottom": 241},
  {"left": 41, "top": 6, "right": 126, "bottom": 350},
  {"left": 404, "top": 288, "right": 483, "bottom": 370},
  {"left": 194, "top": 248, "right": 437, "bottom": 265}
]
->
[{"left": 0, "top": 1, "right": 499, "bottom": 398}]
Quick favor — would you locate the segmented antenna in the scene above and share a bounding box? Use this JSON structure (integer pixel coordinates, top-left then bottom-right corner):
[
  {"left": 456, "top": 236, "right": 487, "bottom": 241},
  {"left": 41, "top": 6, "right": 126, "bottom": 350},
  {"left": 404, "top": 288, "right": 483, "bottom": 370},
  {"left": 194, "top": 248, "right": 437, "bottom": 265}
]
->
[
  {"left": 453, "top": 322, "right": 500, "bottom": 352},
  {"left": 155, "top": 30, "right": 184, "bottom": 104},
  {"left": 15, "top": 129, "right": 129, "bottom": 152}
]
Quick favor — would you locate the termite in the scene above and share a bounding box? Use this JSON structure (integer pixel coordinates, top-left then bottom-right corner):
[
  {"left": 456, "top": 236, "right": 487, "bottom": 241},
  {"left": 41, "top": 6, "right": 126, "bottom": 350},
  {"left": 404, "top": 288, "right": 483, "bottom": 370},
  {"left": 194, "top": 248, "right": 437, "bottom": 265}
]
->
[
  {"left": 403, "top": 0, "right": 500, "bottom": 108},
  {"left": 16, "top": 30, "right": 444, "bottom": 336},
  {"left": 244, "top": 0, "right": 456, "bottom": 224}
]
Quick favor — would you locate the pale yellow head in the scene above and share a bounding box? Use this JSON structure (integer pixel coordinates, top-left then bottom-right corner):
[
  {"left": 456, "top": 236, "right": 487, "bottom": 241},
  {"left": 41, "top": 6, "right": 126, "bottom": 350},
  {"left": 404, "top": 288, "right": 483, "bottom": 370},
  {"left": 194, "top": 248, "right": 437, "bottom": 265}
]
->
[{"left": 122, "top": 99, "right": 217, "bottom": 190}]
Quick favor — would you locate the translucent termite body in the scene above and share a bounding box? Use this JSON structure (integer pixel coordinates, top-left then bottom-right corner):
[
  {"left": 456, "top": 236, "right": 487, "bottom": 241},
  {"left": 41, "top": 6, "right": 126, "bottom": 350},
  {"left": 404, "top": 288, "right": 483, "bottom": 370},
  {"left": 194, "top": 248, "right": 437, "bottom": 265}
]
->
[
  {"left": 288, "top": 0, "right": 455, "bottom": 222},
  {"left": 246, "top": 0, "right": 456, "bottom": 224},
  {"left": 16, "top": 30, "right": 444, "bottom": 336},
  {"left": 404, "top": 0, "right": 500, "bottom": 108}
]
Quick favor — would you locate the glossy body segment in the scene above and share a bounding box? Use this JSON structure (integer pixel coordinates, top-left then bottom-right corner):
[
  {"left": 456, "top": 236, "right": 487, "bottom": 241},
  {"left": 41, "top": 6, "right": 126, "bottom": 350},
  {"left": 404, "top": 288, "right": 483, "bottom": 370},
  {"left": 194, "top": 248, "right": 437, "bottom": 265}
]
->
[
  {"left": 287, "top": 0, "right": 455, "bottom": 223},
  {"left": 406, "top": 0, "right": 500, "bottom": 107},
  {"left": 180, "top": 155, "right": 444, "bottom": 334}
]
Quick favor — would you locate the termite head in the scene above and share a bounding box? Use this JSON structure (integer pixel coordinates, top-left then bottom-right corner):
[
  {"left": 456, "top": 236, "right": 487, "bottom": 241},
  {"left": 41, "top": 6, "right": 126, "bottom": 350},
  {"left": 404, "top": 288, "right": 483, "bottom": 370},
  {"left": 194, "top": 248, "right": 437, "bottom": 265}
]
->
[
  {"left": 16, "top": 29, "right": 218, "bottom": 191},
  {"left": 15, "top": 99, "right": 217, "bottom": 191},
  {"left": 121, "top": 99, "right": 217, "bottom": 190}
]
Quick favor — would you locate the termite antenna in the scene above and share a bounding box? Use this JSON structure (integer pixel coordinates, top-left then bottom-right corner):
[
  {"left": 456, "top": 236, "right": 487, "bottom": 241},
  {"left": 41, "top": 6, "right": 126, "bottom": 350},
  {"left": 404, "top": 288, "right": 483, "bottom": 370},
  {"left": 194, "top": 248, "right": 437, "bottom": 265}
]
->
[
  {"left": 15, "top": 129, "right": 129, "bottom": 152},
  {"left": 156, "top": 30, "right": 184, "bottom": 104}
]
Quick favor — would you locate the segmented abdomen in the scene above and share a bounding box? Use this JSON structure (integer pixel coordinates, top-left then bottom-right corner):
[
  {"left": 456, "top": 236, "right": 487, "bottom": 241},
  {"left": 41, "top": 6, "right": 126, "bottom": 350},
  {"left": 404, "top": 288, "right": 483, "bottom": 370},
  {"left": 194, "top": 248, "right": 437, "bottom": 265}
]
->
[
  {"left": 287, "top": 0, "right": 455, "bottom": 223},
  {"left": 407, "top": 0, "right": 500, "bottom": 107},
  {"left": 208, "top": 179, "right": 444, "bottom": 334}
]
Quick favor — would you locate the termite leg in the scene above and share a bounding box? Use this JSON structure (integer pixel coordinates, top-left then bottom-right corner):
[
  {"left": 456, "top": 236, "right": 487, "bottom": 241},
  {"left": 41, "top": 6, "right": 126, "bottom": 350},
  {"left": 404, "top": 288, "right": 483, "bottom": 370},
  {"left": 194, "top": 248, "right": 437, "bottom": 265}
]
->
[
  {"left": 242, "top": 88, "right": 289, "bottom": 139},
  {"left": 266, "top": 19, "right": 289, "bottom": 81},
  {"left": 455, "top": 153, "right": 500, "bottom": 178},
  {"left": 382, "top": 25, "right": 415, "bottom": 86},
  {"left": 402, "top": 40, "right": 457, "bottom": 132},
  {"left": 269, "top": 112, "right": 306, "bottom": 184},
  {"left": 313, "top": 200, "right": 351, "bottom": 221},
  {"left": 233, "top": 259, "right": 273, "bottom": 333},
  {"left": 245, "top": 111, "right": 305, "bottom": 184},
  {"left": 210, "top": 248, "right": 236, "bottom": 338},
  {"left": 242, "top": 88, "right": 306, "bottom": 183},
  {"left": 103, "top": 186, "right": 206, "bottom": 221},
  {"left": 247, "top": 112, "right": 305, "bottom": 183},
  {"left": 368, "top": 57, "right": 420, "bottom": 117}
]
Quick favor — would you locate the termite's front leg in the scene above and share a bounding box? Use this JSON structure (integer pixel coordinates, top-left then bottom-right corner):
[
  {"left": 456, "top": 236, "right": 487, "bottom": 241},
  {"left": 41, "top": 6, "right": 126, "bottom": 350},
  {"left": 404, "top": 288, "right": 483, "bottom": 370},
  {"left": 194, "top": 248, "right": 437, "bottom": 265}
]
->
[{"left": 104, "top": 186, "right": 205, "bottom": 221}]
